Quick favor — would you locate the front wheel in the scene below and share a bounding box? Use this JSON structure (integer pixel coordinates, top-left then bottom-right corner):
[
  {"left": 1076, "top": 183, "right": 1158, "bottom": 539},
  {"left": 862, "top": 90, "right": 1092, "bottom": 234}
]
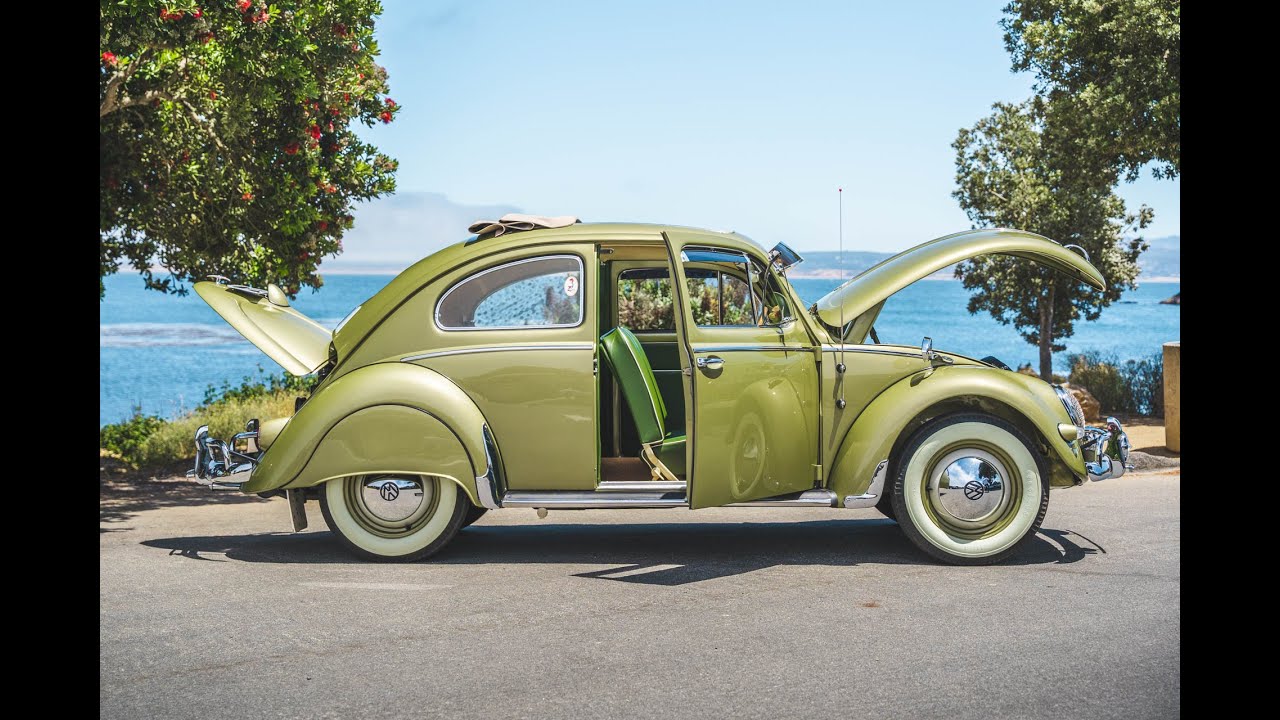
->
[
  {"left": 891, "top": 414, "right": 1049, "bottom": 565},
  {"left": 320, "top": 474, "right": 468, "bottom": 562}
]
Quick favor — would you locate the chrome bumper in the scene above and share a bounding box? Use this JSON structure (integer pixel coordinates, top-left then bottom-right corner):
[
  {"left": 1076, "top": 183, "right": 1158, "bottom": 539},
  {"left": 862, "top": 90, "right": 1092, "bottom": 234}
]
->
[
  {"left": 186, "top": 420, "right": 261, "bottom": 490},
  {"left": 1079, "top": 416, "right": 1133, "bottom": 482}
]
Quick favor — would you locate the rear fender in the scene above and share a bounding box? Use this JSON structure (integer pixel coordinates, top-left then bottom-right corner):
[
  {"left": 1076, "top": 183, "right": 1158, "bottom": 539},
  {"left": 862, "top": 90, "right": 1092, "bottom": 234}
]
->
[
  {"left": 241, "top": 363, "right": 500, "bottom": 507},
  {"left": 829, "top": 366, "right": 1084, "bottom": 502}
]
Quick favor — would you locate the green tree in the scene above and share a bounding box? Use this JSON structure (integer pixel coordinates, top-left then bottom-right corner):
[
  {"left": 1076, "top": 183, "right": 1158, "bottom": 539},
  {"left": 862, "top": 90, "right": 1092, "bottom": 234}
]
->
[
  {"left": 1002, "top": 0, "right": 1180, "bottom": 181},
  {"left": 100, "top": 0, "right": 400, "bottom": 298},
  {"left": 952, "top": 102, "right": 1152, "bottom": 380}
]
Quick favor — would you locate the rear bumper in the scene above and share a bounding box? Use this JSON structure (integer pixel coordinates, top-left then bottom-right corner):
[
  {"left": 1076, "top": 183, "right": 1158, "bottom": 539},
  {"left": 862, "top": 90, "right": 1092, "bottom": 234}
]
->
[
  {"left": 186, "top": 421, "right": 261, "bottom": 491},
  {"left": 1080, "top": 416, "right": 1133, "bottom": 482}
]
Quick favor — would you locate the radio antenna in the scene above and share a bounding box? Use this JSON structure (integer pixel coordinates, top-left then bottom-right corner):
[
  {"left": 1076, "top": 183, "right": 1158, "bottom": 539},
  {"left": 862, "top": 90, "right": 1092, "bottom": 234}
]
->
[{"left": 837, "top": 188, "right": 847, "bottom": 409}]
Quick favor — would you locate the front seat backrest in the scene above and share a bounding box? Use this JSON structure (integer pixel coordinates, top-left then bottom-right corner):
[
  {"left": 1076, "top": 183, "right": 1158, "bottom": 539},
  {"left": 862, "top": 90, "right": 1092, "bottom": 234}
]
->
[{"left": 599, "top": 327, "right": 667, "bottom": 444}]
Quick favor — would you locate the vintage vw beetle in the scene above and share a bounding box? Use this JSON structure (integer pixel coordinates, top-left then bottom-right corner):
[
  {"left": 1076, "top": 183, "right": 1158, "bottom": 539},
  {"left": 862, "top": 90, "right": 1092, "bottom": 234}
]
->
[{"left": 189, "top": 220, "right": 1130, "bottom": 564}]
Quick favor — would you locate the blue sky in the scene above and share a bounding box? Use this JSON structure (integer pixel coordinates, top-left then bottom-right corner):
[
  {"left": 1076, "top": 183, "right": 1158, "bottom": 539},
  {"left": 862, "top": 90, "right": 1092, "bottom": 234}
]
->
[{"left": 344, "top": 0, "right": 1179, "bottom": 259}]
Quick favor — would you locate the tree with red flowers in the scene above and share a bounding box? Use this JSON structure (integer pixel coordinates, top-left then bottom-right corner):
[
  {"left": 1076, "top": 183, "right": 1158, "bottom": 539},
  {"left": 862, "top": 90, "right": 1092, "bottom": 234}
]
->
[{"left": 100, "top": 0, "right": 402, "bottom": 297}]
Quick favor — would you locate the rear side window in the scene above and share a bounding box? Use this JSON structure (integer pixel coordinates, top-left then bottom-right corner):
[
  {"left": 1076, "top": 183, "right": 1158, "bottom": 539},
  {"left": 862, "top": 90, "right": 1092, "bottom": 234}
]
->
[
  {"left": 618, "top": 268, "right": 676, "bottom": 331},
  {"left": 436, "top": 255, "right": 584, "bottom": 330}
]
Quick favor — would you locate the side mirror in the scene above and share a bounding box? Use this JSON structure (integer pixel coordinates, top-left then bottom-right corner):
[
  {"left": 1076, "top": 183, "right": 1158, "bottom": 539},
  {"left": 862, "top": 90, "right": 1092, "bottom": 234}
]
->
[{"left": 921, "top": 336, "right": 953, "bottom": 367}]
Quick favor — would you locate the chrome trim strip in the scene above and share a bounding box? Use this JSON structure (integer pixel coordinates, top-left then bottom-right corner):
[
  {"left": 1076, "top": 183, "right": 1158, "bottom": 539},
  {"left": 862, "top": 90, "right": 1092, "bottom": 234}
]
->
[
  {"left": 474, "top": 424, "right": 503, "bottom": 509},
  {"left": 434, "top": 254, "right": 586, "bottom": 332},
  {"left": 402, "top": 343, "right": 594, "bottom": 363},
  {"left": 501, "top": 491, "right": 688, "bottom": 509},
  {"left": 822, "top": 344, "right": 923, "bottom": 359},
  {"left": 726, "top": 489, "right": 837, "bottom": 507},
  {"left": 693, "top": 345, "right": 804, "bottom": 353},
  {"left": 597, "top": 480, "right": 687, "bottom": 493},
  {"left": 844, "top": 459, "right": 889, "bottom": 508}
]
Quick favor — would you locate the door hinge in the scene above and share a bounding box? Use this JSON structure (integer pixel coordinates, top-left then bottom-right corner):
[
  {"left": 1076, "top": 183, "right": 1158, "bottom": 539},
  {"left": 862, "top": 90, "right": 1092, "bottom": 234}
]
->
[
  {"left": 593, "top": 357, "right": 598, "bottom": 376},
  {"left": 682, "top": 367, "right": 692, "bottom": 377},
  {"left": 812, "top": 463, "right": 823, "bottom": 481}
]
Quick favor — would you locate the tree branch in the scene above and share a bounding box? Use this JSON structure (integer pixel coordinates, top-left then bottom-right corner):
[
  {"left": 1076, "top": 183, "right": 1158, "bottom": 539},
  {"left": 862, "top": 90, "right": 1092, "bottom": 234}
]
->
[{"left": 99, "top": 50, "right": 151, "bottom": 117}]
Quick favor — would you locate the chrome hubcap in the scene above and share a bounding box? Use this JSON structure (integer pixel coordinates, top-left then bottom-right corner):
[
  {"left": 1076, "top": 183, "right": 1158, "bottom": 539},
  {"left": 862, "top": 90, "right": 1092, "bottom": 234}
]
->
[
  {"left": 360, "top": 476, "right": 429, "bottom": 523},
  {"left": 929, "top": 450, "right": 1009, "bottom": 527}
]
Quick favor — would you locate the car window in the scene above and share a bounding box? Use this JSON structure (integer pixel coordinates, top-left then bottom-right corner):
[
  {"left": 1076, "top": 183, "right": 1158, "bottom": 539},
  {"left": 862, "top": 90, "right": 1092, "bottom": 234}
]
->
[
  {"left": 618, "top": 268, "right": 676, "bottom": 331},
  {"left": 436, "top": 255, "right": 584, "bottom": 330},
  {"left": 680, "top": 248, "right": 758, "bottom": 327}
]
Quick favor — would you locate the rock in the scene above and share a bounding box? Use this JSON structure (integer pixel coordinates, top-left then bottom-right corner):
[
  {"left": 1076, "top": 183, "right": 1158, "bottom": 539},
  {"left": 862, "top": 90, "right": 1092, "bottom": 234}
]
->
[
  {"left": 1160, "top": 292, "right": 1180, "bottom": 305},
  {"left": 1058, "top": 382, "right": 1101, "bottom": 422},
  {"left": 1126, "top": 450, "right": 1180, "bottom": 471}
]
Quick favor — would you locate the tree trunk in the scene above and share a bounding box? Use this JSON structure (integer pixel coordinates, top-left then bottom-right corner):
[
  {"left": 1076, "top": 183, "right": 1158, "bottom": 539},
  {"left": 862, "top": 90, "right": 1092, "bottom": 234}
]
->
[{"left": 1038, "top": 283, "right": 1055, "bottom": 381}]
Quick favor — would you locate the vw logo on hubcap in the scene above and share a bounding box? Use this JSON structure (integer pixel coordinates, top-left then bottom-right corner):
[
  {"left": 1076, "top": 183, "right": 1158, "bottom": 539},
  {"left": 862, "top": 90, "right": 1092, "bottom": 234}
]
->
[
  {"left": 379, "top": 482, "right": 400, "bottom": 502},
  {"left": 962, "top": 480, "right": 986, "bottom": 501}
]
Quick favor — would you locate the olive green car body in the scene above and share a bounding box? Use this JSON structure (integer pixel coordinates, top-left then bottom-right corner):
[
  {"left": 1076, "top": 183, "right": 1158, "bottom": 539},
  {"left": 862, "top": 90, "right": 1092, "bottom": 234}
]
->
[{"left": 195, "top": 224, "right": 1101, "bottom": 519}]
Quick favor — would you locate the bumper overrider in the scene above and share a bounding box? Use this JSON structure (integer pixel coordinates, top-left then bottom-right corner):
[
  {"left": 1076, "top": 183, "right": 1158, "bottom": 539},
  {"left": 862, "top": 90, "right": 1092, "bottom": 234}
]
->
[
  {"left": 1079, "top": 416, "right": 1133, "bottom": 481},
  {"left": 1053, "top": 384, "right": 1132, "bottom": 482},
  {"left": 186, "top": 419, "right": 262, "bottom": 490}
]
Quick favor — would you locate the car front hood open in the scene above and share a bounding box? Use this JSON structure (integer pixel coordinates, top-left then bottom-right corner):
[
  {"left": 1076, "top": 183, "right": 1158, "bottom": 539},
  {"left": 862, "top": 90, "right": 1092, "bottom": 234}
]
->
[
  {"left": 812, "top": 228, "right": 1107, "bottom": 328},
  {"left": 194, "top": 281, "right": 331, "bottom": 375}
]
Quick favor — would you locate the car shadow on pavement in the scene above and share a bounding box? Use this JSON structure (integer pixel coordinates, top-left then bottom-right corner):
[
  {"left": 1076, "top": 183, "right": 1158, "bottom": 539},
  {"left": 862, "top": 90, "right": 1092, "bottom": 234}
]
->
[{"left": 141, "top": 519, "right": 1105, "bottom": 582}]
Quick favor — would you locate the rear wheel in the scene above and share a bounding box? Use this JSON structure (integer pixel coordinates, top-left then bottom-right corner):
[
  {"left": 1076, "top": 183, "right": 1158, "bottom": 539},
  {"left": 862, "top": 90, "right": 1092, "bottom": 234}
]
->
[
  {"left": 891, "top": 414, "right": 1049, "bottom": 565},
  {"left": 320, "top": 474, "right": 467, "bottom": 562}
]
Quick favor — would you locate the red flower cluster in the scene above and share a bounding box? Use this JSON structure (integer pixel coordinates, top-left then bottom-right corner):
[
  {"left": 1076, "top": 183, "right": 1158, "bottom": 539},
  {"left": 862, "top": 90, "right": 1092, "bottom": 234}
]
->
[
  {"left": 159, "top": 8, "right": 184, "bottom": 20},
  {"left": 317, "top": 220, "right": 329, "bottom": 231},
  {"left": 284, "top": 142, "right": 300, "bottom": 155},
  {"left": 101, "top": 51, "right": 118, "bottom": 66},
  {"left": 242, "top": 191, "right": 254, "bottom": 201},
  {"left": 379, "top": 111, "right": 392, "bottom": 124},
  {"left": 384, "top": 98, "right": 396, "bottom": 107},
  {"left": 209, "top": 91, "right": 217, "bottom": 100},
  {"left": 307, "top": 125, "right": 322, "bottom": 140},
  {"left": 333, "top": 23, "right": 348, "bottom": 37},
  {"left": 194, "top": 8, "right": 203, "bottom": 18},
  {"left": 237, "top": 0, "right": 251, "bottom": 11}
]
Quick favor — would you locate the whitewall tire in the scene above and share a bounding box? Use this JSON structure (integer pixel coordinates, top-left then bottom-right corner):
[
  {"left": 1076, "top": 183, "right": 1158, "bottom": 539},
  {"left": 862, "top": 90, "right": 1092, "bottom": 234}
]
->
[
  {"left": 319, "top": 474, "right": 468, "bottom": 562},
  {"left": 891, "top": 414, "right": 1050, "bottom": 565}
]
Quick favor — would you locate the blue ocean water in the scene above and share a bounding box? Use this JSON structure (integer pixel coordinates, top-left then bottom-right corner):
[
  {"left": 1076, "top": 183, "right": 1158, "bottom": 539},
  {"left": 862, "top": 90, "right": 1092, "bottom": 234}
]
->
[{"left": 99, "top": 273, "right": 1180, "bottom": 426}]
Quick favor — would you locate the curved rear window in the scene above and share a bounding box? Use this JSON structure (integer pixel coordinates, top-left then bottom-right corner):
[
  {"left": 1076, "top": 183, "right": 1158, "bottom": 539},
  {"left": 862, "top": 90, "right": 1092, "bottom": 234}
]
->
[{"left": 435, "top": 255, "right": 584, "bottom": 330}]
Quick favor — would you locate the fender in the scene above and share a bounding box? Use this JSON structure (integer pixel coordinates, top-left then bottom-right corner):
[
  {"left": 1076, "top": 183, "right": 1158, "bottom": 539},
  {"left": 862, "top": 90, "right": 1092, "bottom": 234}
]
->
[
  {"left": 829, "top": 365, "right": 1085, "bottom": 502},
  {"left": 241, "top": 363, "right": 499, "bottom": 507}
]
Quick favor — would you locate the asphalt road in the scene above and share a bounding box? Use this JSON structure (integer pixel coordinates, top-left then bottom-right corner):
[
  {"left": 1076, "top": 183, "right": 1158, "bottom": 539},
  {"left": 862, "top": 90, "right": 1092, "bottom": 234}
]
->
[{"left": 100, "top": 471, "right": 1180, "bottom": 719}]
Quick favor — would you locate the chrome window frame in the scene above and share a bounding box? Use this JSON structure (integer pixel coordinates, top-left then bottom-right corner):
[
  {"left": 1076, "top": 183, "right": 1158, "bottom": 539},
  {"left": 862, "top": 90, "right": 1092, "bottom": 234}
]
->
[{"left": 434, "top": 254, "right": 586, "bottom": 332}]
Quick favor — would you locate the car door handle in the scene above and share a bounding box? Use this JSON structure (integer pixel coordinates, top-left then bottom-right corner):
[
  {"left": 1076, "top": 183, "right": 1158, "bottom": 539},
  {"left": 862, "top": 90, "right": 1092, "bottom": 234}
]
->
[{"left": 696, "top": 356, "right": 724, "bottom": 371}]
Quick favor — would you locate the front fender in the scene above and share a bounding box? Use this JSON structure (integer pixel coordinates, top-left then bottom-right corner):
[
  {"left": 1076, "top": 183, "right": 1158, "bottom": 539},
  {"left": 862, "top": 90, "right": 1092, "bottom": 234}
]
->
[
  {"left": 829, "top": 366, "right": 1084, "bottom": 501},
  {"left": 242, "top": 363, "right": 495, "bottom": 506}
]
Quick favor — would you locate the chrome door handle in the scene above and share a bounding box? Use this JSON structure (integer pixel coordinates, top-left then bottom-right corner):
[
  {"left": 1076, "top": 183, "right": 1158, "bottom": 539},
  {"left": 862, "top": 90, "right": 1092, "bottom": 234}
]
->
[{"left": 696, "top": 356, "right": 724, "bottom": 371}]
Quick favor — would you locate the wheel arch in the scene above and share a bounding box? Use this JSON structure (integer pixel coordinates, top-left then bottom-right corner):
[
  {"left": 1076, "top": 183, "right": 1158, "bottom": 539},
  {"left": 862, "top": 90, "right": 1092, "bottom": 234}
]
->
[
  {"left": 829, "top": 367, "right": 1084, "bottom": 502},
  {"left": 241, "top": 362, "right": 504, "bottom": 507}
]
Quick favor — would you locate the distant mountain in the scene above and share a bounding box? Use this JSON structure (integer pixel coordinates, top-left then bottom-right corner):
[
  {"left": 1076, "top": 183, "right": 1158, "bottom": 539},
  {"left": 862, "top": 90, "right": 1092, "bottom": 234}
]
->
[
  {"left": 790, "top": 235, "right": 1179, "bottom": 281},
  {"left": 1136, "top": 235, "right": 1180, "bottom": 280}
]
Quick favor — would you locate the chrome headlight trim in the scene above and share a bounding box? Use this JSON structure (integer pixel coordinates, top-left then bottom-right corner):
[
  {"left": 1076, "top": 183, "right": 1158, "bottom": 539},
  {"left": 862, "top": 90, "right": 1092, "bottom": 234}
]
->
[{"left": 1053, "top": 384, "right": 1084, "bottom": 426}]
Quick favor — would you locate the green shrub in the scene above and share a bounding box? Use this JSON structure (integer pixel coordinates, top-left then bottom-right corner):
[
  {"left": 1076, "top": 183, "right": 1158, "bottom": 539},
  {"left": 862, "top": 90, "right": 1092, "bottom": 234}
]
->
[
  {"left": 132, "top": 390, "right": 298, "bottom": 469},
  {"left": 100, "top": 410, "right": 167, "bottom": 464},
  {"left": 102, "top": 367, "right": 309, "bottom": 470},
  {"left": 1067, "top": 351, "right": 1165, "bottom": 416}
]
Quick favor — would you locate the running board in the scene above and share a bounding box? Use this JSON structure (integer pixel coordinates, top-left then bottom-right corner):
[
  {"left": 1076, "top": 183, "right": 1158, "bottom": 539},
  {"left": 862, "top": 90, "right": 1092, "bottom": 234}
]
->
[
  {"left": 597, "top": 480, "right": 687, "bottom": 493},
  {"left": 726, "top": 489, "right": 838, "bottom": 507},
  {"left": 501, "top": 491, "right": 688, "bottom": 509}
]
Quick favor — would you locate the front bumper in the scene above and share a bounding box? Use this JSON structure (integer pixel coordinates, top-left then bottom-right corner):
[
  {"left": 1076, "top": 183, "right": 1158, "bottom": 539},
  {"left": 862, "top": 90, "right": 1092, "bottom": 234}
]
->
[
  {"left": 186, "top": 420, "right": 262, "bottom": 490},
  {"left": 1079, "top": 416, "right": 1133, "bottom": 482}
]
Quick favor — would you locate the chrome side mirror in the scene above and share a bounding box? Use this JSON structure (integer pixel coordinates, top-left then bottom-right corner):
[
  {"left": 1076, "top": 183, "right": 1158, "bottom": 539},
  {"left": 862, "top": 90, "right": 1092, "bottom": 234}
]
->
[{"left": 921, "top": 336, "right": 953, "bottom": 366}]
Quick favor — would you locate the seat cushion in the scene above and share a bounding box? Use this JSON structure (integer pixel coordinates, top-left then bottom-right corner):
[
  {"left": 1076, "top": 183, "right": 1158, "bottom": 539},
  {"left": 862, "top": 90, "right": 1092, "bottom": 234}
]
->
[{"left": 600, "top": 327, "right": 667, "bottom": 444}]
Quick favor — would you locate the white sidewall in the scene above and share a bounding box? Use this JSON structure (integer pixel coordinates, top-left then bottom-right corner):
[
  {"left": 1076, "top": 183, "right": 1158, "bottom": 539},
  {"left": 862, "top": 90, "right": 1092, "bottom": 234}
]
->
[
  {"left": 902, "top": 422, "right": 1042, "bottom": 558},
  {"left": 325, "top": 476, "right": 458, "bottom": 558}
]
